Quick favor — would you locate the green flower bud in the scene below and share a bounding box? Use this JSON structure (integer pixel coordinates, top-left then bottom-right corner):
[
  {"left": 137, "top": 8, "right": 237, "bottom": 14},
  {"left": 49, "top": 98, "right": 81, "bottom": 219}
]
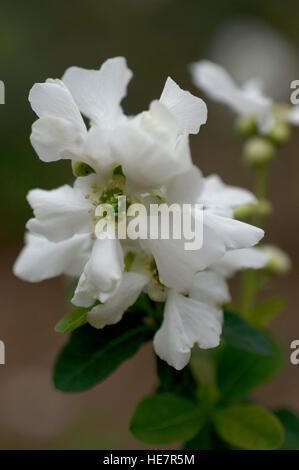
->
[
  {"left": 71, "top": 160, "right": 95, "bottom": 177},
  {"left": 234, "top": 199, "right": 272, "bottom": 222},
  {"left": 269, "top": 120, "right": 291, "bottom": 146},
  {"left": 242, "top": 136, "right": 276, "bottom": 168},
  {"left": 235, "top": 115, "right": 257, "bottom": 137},
  {"left": 261, "top": 245, "right": 291, "bottom": 276}
]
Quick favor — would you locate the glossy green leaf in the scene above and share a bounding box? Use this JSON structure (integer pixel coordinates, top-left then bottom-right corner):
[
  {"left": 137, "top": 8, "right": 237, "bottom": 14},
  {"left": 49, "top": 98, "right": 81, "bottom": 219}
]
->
[
  {"left": 54, "top": 313, "right": 153, "bottom": 392},
  {"left": 213, "top": 404, "right": 284, "bottom": 450},
  {"left": 217, "top": 340, "right": 283, "bottom": 401},
  {"left": 222, "top": 309, "right": 273, "bottom": 355},
  {"left": 130, "top": 393, "right": 204, "bottom": 444},
  {"left": 275, "top": 409, "right": 299, "bottom": 450}
]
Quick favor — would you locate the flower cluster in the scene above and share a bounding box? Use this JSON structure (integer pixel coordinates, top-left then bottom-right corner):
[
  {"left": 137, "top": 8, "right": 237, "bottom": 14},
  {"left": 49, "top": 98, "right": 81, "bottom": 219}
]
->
[{"left": 14, "top": 57, "right": 267, "bottom": 370}]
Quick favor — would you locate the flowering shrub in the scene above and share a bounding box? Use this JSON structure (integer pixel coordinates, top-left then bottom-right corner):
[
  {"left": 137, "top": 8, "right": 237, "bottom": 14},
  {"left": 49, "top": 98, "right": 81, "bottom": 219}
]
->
[{"left": 14, "top": 57, "right": 299, "bottom": 449}]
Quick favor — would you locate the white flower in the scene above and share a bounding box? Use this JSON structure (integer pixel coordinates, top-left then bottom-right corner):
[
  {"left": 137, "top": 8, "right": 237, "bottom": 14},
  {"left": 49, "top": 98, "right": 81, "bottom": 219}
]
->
[
  {"left": 15, "top": 56, "right": 268, "bottom": 371},
  {"left": 190, "top": 60, "right": 299, "bottom": 134},
  {"left": 14, "top": 163, "right": 264, "bottom": 366},
  {"left": 30, "top": 57, "right": 207, "bottom": 189},
  {"left": 87, "top": 254, "right": 226, "bottom": 370},
  {"left": 141, "top": 165, "right": 264, "bottom": 291},
  {"left": 29, "top": 57, "right": 132, "bottom": 173},
  {"left": 14, "top": 173, "right": 125, "bottom": 301}
]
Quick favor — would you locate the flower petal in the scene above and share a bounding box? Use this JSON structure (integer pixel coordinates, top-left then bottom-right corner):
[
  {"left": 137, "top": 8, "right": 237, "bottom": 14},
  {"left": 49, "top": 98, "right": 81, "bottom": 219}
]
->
[
  {"left": 62, "top": 57, "right": 132, "bottom": 127},
  {"left": 30, "top": 116, "right": 85, "bottom": 162},
  {"left": 26, "top": 184, "right": 93, "bottom": 242},
  {"left": 160, "top": 76, "right": 207, "bottom": 135},
  {"left": 190, "top": 60, "right": 272, "bottom": 127},
  {"left": 166, "top": 165, "right": 204, "bottom": 204},
  {"left": 88, "top": 272, "right": 148, "bottom": 329},
  {"left": 142, "top": 219, "right": 225, "bottom": 291},
  {"left": 29, "top": 80, "right": 85, "bottom": 129},
  {"left": 189, "top": 271, "right": 231, "bottom": 305},
  {"left": 72, "top": 238, "right": 124, "bottom": 307},
  {"left": 200, "top": 174, "right": 257, "bottom": 208},
  {"left": 154, "top": 291, "right": 222, "bottom": 370},
  {"left": 13, "top": 233, "right": 91, "bottom": 282},
  {"left": 287, "top": 105, "right": 299, "bottom": 125},
  {"left": 111, "top": 124, "right": 191, "bottom": 189},
  {"left": 204, "top": 210, "right": 264, "bottom": 251},
  {"left": 212, "top": 247, "right": 268, "bottom": 277}
]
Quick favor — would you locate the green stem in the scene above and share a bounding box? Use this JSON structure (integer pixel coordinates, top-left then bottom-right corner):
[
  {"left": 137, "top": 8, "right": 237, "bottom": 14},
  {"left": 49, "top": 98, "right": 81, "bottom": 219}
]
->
[
  {"left": 240, "top": 142, "right": 272, "bottom": 319},
  {"left": 254, "top": 165, "right": 268, "bottom": 202},
  {"left": 240, "top": 269, "right": 259, "bottom": 319}
]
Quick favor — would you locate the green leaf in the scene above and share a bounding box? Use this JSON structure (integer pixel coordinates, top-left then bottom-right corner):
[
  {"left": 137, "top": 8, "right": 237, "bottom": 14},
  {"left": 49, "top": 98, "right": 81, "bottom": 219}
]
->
[
  {"left": 213, "top": 404, "right": 284, "bottom": 450},
  {"left": 54, "top": 313, "right": 153, "bottom": 392},
  {"left": 217, "top": 339, "right": 283, "bottom": 401},
  {"left": 222, "top": 309, "right": 273, "bottom": 355},
  {"left": 130, "top": 393, "right": 204, "bottom": 444},
  {"left": 250, "top": 297, "right": 286, "bottom": 328},
  {"left": 156, "top": 357, "right": 197, "bottom": 402},
  {"left": 275, "top": 409, "right": 299, "bottom": 450},
  {"left": 184, "top": 424, "right": 229, "bottom": 450},
  {"left": 55, "top": 307, "right": 88, "bottom": 333}
]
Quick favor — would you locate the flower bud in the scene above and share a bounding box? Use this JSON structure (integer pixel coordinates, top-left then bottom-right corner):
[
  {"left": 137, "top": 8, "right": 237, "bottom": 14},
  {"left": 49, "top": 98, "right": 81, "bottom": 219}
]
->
[
  {"left": 235, "top": 115, "right": 257, "bottom": 137},
  {"left": 269, "top": 120, "right": 291, "bottom": 146},
  {"left": 261, "top": 245, "right": 291, "bottom": 276},
  {"left": 234, "top": 199, "right": 272, "bottom": 222},
  {"left": 242, "top": 136, "right": 275, "bottom": 168},
  {"left": 71, "top": 160, "right": 95, "bottom": 177}
]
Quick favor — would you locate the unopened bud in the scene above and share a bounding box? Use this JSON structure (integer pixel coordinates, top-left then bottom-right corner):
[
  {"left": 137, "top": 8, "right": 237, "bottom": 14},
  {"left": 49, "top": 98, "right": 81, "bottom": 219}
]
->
[
  {"left": 242, "top": 136, "right": 275, "bottom": 168},
  {"left": 261, "top": 245, "right": 291, "bottom": 276},
  {"left": 234, "top": 199, "right": 272, "bottom": 222},
  {"left": 235, "top": 115, "right": 257, "bottom": 137},
  {"left": 269, "top": 120, "right": 291, "bottom": 146},
  {"left": 72, "top": 160, "right": 95, "bottom": 177}
]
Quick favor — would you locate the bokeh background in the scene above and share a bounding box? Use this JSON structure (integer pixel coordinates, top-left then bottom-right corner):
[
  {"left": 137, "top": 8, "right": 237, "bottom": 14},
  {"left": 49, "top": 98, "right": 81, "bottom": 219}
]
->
[{"left": 1, "top": 0, "right": 299, "bottom": 449}]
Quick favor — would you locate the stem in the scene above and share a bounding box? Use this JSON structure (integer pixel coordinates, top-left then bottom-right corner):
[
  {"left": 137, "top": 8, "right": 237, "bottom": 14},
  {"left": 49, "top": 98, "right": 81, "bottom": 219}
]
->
[
  {"left": 240, "top": 144, "right": 272, "bottom": 319},
  {"left": 240, "top": 269, "right": 259, "bottom": 319},
  {"left": 254, "top": 165, "right": 268, "bottom": 202}
]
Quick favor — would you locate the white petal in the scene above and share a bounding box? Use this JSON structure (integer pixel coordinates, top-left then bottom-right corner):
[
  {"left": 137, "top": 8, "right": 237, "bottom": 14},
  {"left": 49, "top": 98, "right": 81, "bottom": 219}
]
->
[
  {"left": 190, "top": 60, "right": 239, "bottom": 108},
  {"left": 212, "top": 247, "right": 268, "bottom": 278},
  {"left": 204, "top": 210, "right": 264, "bottom": 250},
  {"left": 189, "top": 271, "right": 231, "bottom": 305},
  {"left": 13, "top": 233, "right": 91, "bottom": 282},
  {"left": 190, "top": 60, "right": 272, "bottom": 123},
  {"left": 88, "top": 272, "right": 148, "bottom": 329},
  {"left": 62, "top": 57, "right": 132, "bottom": 127},
  {"left": 72, "top": 238, "right": 124, "bottom": 307},
  {"left": 287, "top": 105, "right": 299, "bottom": 125},
  {"left": 141, "top": 219, "right": 225, "bottom": 291},
  {"left": 111, "top": 124, "right": 191, "bottom": 189},
  {"left": 160, "top": 76, "right": 207, "bottom": 135},
  {"left": 154, "top": 291, "right": 222, "bottom": 370},
  {"left": 200, "top": 174, "right": 257, "bottom": 208},
  {"left": 30, "top": 116, "right": 85, "bottom": 162},
  {"left": 166, "top": 165, "right": 204, "bottom": 204},
  {"left": 26, "top": 184, "right": 93, "bottom": 242},
  {"left": 29, "top": 80, "right": 85, "bottom": 129},
  {"left": 83, "top": 126, "right": 117, "bottom": 176}
]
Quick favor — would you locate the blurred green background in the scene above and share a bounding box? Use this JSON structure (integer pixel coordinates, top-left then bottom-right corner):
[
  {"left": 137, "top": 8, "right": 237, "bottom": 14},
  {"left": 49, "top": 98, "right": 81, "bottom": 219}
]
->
[{"left": 1, "top": 0, "right": 299, "bottom": 449}]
